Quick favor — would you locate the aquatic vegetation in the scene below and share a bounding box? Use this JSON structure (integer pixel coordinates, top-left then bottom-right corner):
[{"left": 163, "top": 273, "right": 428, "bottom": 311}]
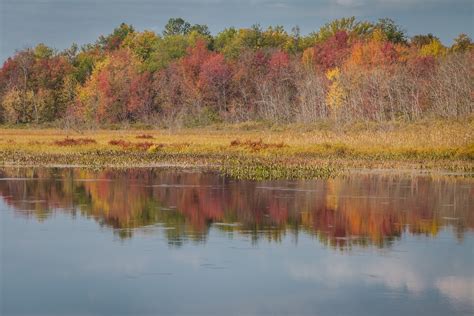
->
[
  {"left": 220, "top": 157, "right": 338, "bottom": 180},
  {"left": 229, "top": 138, "right": 286, "bottom": 151}
]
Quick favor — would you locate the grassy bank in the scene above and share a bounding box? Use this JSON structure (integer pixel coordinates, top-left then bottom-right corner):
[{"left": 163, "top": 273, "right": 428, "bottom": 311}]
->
[{"left": 0, "top": 120, "right": 472, "bottom": 179}]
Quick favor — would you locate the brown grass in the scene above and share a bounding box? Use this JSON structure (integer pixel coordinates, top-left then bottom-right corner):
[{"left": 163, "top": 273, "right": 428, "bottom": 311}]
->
[{"left": 54, "top": 137, "right": 96, "bottom": 146}]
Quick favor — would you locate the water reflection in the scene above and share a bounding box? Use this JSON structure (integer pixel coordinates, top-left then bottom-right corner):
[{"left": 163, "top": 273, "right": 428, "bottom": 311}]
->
[
  {"left": 1, "top": 167, "right": 472, "bottom": 249},
  {"left": 1, "top": 167, "right": 473, "bottom": 315}
]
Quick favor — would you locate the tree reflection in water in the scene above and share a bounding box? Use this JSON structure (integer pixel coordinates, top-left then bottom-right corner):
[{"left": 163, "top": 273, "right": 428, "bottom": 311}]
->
[{"left": 0, "top": 168, "right": 472, "bottom": 249}]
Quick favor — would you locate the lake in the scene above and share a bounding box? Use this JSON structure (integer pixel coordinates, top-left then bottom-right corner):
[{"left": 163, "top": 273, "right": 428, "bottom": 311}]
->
[{"left": 0, "top": 167, "right": 473, "bottom": 316}]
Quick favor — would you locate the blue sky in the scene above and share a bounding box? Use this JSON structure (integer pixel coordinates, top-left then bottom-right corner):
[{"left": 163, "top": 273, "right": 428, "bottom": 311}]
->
[{"left": 1, "top": 0, "right": 473, "bottom": 61}]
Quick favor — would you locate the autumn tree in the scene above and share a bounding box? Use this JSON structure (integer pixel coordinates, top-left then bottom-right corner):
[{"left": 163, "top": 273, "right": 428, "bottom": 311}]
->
[
  {"left": 307, "top": 17, "right": 373, "bottom": 45},
  {"left": 76, "top": 49, "right": 153, "bottom": 124},
  {"left": 312, "top": 31, "right": 352, "bottom": 71},
  {"left": 420, "top": 38, "right": 447, "bottom": 57},
  {"left": 198, "top": 53, "right": 232, "bottom": 113},
  {"left": 257, "top": 50, "right": 297, "bottom": 121},
  {"left": 231, "top": 49, "right": 269, "bottom": 119},
  {"left": 345, "top": 29, "right": 399, "bottom": 70},
  {"left": 411, "top": 34, "right": 439, "bottom": 47},
  {"left": 0, "top": 44, "right": 73, "bottom": 123}
]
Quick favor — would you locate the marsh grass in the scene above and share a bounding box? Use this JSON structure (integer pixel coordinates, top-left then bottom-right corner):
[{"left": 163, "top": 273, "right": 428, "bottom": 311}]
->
[
  {"left": 0, "top": 119, "right": 472, "bottom": 179},
  {"left": 109, "top": 139, "right": 155, "bottom": 150}
]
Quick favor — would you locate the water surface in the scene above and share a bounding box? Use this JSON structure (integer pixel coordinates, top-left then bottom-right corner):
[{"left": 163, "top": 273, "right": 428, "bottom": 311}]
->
[{"left": 1, "top": 168, "right": 473, "bottom": 315}]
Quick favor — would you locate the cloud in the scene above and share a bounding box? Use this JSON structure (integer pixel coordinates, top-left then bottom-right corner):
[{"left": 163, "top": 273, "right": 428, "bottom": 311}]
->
[
  {"left": 289, "top": 258, "right": 426, "bottom": 294},
  {"left": 435, "top": 276, "right": 474, "bottom": 307}
]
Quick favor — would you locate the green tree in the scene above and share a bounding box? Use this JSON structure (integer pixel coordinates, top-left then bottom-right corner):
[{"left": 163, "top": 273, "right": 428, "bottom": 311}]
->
[
  {"left": 149, "top": 31, "right": 211, "bottom": 70},
  {"left": 451, "top": 33, "right": 473, "bottom": 52},
  {"left": 375, "top": 18, "right": 407, "bottom": 44},
  {"left": 123, "top": 31, "right": 160, "bottom": 60},
  {"left": 214, "top": 27, "right": 238, "bottom": 57},
  {"left": 98, "top": 23, "right": 135, "bottom": 50},
  {"left": 189, "top": 24, "right": 211, "bottom": 38},
  {"left": 72, "top": 48, "right": 103, "bottom": 84},
  {"left": 262, "top": 25, "right": 291, "bottom": 50},
  {"left": 34, "top": 43, "right": 54, "bottom": 59},
  {"left": 163, "top": 18, "right": 191, "bottom": 36}
]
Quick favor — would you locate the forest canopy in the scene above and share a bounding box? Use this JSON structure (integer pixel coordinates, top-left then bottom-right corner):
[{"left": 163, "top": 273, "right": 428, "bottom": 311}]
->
[{"left": 0, "top": 17, "right": 472, "bottom": 127}]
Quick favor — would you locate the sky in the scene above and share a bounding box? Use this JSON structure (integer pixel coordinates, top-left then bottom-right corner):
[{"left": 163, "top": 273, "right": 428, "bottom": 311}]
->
[{"left": 1, "top": 0, "right": 473, "bottom": 61}]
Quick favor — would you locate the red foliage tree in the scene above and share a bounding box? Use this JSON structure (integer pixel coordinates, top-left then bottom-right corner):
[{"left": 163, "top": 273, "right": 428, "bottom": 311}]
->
[
  {"left": 198, "top": 53, "right": 232, "bottom": 111},
  {"left": 268, "top": 50, "right": 290, "bottom": 79},
  {"left": 313, "top": 31, "right": 351, "bottom": 71}
]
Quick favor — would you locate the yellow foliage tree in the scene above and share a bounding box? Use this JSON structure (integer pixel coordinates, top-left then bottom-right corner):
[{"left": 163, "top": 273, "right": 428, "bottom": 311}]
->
[
  {"left": 371, "top": 28, "right": 387, "bottom": 42},
  {"left": 75, "top": 57, "right": 108, "bottom": 122},
  {"left": 1, "top": 88, "right": 36, "bottom": 123},
  {"left": 420, "top": 39, "right": 447, "bottom": 57},
  {"left": 325, "top": 67, "right": 345, "bottom": 112}
]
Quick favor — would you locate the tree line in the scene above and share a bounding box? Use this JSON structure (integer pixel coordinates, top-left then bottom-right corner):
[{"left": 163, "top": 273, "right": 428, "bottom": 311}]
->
[{"left": 0, "top": 17, "right": 472, "bottom": 127}]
